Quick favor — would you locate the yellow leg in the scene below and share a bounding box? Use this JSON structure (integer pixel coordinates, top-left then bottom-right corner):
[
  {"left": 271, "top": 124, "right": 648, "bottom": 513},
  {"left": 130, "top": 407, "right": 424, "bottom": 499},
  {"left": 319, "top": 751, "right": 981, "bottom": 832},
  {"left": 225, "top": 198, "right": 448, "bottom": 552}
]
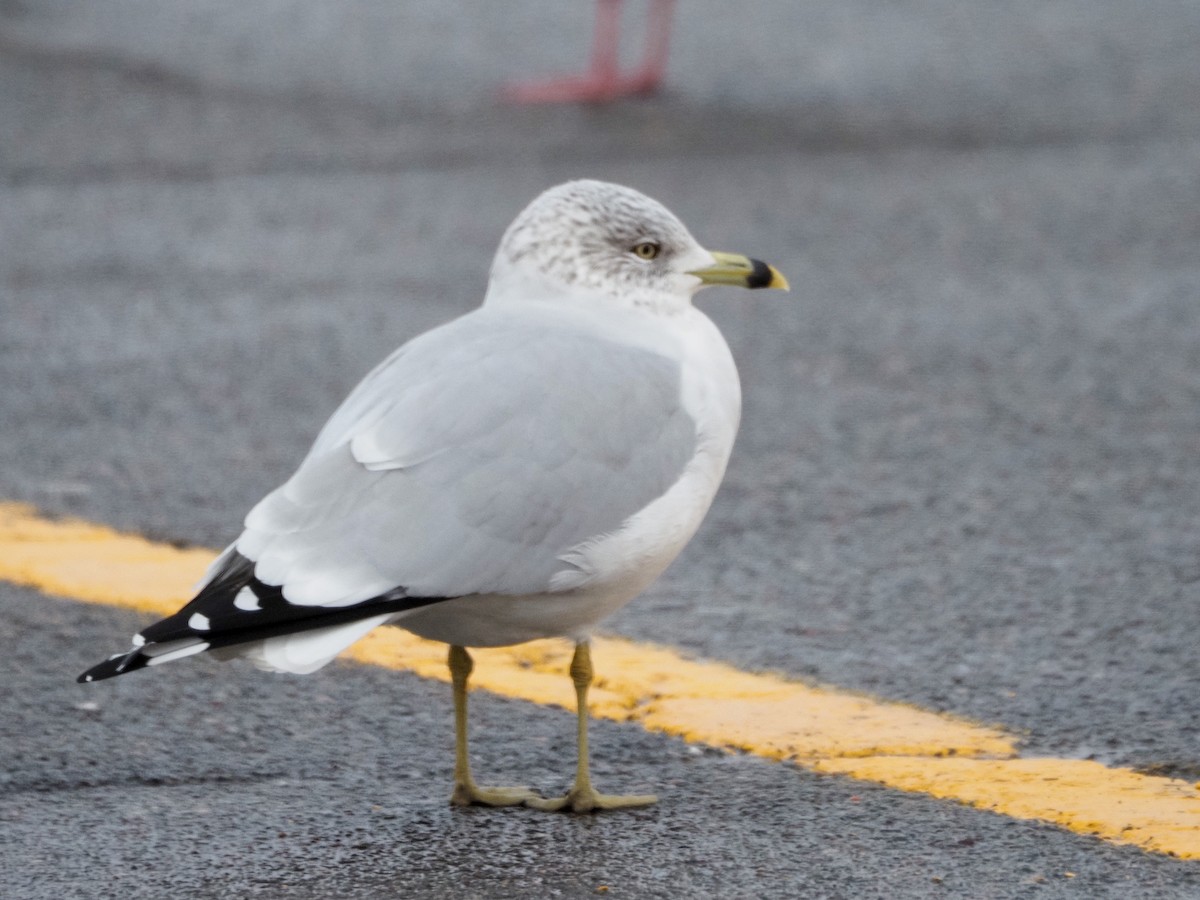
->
[
  {"left": 525, "top": 641, "right": 658, "bottom": 813},
  {"left": 448, "top": 645, "right": 540, "bottom": 807}
]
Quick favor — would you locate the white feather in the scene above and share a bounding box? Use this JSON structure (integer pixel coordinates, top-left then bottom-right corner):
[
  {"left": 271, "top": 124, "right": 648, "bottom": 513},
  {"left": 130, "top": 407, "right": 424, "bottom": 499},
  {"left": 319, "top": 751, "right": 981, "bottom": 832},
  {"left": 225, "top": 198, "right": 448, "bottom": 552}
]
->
[{"left": 229, "top": 614, "right": 394, "bottom": 674}]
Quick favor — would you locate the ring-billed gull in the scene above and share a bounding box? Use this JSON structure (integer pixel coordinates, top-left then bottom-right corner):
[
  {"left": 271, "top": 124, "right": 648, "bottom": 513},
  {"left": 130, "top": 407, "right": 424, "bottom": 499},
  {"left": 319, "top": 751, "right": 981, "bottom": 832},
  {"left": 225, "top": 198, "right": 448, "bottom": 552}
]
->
[{"left": 78, "top": 179, "right": 788, "bottom": 812}]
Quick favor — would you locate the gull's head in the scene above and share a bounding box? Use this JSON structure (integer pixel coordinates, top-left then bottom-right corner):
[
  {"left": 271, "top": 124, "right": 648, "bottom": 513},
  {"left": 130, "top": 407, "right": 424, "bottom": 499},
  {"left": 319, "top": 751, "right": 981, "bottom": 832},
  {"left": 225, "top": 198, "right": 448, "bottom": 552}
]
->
[{"left": 487, "top": 180, "right": 788, "bottom": 313}]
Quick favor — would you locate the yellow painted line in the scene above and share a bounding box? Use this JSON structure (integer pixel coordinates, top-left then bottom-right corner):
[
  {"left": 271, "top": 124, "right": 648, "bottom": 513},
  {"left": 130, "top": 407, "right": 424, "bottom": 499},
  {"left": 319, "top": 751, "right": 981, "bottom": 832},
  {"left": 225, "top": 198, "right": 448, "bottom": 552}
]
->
[
  {"left": 2, "top": 500, "right": 1198, "bottom": 858},
  {"left": 812, "top": 757, "right": 1200, "bottom": 861}
]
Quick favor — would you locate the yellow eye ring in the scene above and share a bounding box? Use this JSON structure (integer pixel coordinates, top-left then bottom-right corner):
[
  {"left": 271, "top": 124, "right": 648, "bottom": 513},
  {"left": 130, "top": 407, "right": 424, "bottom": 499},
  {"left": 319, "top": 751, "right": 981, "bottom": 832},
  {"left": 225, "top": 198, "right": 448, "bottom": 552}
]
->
[{"left": 631, "top": 241, "right": 661, "bottom": 261}]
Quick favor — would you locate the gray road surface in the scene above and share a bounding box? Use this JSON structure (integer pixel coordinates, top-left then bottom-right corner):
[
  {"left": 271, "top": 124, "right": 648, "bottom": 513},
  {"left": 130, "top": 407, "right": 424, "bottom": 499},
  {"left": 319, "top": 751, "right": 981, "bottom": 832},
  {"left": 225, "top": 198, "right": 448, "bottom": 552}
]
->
[{"left": 2, "top": 1, "right": 1199, "bottom": 897}]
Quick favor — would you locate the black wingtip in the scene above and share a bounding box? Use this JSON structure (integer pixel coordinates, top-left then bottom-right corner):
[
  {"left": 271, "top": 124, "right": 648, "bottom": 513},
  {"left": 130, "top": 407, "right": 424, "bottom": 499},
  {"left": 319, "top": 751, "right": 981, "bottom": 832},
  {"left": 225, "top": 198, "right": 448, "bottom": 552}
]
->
[{"left": 77, "top": 647, "right": 148, "bottom": 683}]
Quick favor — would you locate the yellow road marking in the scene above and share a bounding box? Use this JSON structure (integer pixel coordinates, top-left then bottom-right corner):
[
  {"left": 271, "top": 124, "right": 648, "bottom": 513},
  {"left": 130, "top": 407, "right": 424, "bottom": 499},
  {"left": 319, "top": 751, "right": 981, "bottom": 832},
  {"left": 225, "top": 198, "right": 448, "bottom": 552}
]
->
[{"left": 2, "top": 501, "right": 1198, "bottom": 858}]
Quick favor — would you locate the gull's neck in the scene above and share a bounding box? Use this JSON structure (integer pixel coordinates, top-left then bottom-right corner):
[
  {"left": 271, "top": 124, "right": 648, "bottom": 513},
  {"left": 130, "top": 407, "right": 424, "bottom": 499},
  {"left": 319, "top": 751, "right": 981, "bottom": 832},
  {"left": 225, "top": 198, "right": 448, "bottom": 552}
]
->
[{"left": 484, "top": 255, "right": 692, "bottom": 316}]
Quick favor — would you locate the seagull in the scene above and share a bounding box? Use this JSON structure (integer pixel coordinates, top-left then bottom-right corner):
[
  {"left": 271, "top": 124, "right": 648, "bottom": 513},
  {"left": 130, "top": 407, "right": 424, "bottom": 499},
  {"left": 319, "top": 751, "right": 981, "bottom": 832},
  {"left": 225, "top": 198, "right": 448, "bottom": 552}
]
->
[
  {"left": 78, "top": 179, "right": 788, "bottom": 812},
  {"left": 503, "top": 0, "right": 676, "bottom": 104}
]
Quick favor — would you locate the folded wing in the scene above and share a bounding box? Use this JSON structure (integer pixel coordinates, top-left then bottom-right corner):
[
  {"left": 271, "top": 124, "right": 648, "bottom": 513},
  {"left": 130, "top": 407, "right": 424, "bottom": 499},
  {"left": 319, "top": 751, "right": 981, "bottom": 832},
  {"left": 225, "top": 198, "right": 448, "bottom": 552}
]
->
[{"left": 79, "top": 306, "right": 697, "bottom": 680}]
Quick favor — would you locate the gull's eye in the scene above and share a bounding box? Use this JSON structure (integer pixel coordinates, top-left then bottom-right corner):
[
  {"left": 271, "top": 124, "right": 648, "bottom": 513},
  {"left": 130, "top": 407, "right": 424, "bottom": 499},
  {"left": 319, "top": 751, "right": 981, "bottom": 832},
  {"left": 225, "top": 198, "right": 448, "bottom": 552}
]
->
[{"left": 631, "top": 241, "right": 661, "bottom": 261}]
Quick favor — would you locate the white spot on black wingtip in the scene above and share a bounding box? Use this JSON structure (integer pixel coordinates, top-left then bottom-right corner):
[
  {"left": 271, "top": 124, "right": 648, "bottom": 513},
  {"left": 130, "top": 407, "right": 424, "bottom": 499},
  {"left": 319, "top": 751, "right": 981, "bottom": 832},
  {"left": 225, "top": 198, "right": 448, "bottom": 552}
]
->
[
  {"left": 132, "top": 633, "right": 146, "bottom": 647},
  {"left": 84, "top": 675, "right": 94, "bottom": 682},
  {"left": 188, "top": 613, "right": 211, "bottom": 631},
  {"left": 234, "top": 587, "right": 261, "bottom": 612}
]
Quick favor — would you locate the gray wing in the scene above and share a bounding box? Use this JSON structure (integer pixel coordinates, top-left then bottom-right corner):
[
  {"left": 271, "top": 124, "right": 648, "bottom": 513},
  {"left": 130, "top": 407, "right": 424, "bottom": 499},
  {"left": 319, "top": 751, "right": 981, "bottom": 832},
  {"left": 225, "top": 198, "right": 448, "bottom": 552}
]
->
[{"left": 236, "top": 308, "right": 697, "bottom": 606}]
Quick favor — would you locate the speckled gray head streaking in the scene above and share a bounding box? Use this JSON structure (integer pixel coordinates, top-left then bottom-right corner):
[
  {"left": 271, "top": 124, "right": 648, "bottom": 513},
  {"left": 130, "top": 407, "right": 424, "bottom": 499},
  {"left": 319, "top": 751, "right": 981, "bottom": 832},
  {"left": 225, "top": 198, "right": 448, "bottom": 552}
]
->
[{"left": 491, "top": 179, "right": 711, "bottom": 302}]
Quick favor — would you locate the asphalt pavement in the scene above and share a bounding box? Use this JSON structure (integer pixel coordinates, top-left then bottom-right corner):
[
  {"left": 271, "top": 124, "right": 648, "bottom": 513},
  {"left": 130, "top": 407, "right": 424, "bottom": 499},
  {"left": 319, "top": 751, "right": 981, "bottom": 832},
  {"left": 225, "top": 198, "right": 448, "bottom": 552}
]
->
[{"left": 2, "top": 1, "right": 1200, "bottom": 897}]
